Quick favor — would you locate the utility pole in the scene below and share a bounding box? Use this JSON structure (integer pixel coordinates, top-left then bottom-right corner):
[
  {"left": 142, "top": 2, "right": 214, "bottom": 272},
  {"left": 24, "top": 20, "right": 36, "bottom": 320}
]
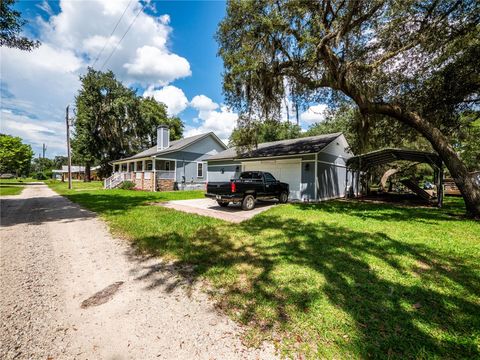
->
[
  {"left": 42, "top": 143, "right": 47, "bottom": 158},
  {"left": 66, "top": 105, "right": 72, "bottom": 189}
]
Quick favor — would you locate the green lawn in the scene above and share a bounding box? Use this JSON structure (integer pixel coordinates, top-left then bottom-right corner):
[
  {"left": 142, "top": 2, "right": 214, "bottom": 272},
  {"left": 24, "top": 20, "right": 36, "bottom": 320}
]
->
[
  {"left": 48, "top": 180, "right": 480, "bottom": 359},
  {"left": 0, "top": 178, "right": 40, "bottom": 196}
]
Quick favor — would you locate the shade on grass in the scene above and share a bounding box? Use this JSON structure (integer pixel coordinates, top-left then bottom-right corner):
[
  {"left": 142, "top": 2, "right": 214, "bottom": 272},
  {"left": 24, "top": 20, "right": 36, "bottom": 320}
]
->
[{"left": 49, "top": 180, "right": 480, "bottom": 358}]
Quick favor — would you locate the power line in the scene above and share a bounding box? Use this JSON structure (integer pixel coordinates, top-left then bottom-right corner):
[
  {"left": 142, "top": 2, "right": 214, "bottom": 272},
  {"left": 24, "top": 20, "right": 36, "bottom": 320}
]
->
[
  {"left": 91, "top": 0, "right": 133, "bottom": 68},
  {"left": 100, "top": 2, "right": 146, "bottom": 71}
]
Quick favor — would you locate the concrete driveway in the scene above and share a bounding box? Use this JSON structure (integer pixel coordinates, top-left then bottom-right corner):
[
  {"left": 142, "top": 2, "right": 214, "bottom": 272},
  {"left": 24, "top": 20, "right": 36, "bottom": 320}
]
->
[{"left": 159, "top": 198, "right": 277, "bottom": 223}]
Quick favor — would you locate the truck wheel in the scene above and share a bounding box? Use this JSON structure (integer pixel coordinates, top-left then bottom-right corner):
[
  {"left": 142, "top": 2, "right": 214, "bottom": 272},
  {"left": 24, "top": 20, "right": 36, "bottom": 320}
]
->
[
  {"left": 279, "top": 192, "right": 288, "bottom": 204},
  {"left": 242, "top": 195, "right": 256, "bottom": 210},
  {"left": 217, "top": 201, "right": 229, "bottom": 207}
]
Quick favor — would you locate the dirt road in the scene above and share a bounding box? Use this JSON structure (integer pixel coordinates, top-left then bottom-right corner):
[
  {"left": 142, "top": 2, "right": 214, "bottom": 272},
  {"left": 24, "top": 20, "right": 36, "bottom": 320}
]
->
[{"left": 0, "top": 184, "right": 276, "bottom": 359}]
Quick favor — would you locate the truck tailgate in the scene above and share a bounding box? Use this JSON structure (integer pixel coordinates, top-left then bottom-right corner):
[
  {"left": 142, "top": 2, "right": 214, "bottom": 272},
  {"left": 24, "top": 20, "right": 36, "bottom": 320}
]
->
[{"left": 206, "top": 182, "right": 232, "bottom": 195}]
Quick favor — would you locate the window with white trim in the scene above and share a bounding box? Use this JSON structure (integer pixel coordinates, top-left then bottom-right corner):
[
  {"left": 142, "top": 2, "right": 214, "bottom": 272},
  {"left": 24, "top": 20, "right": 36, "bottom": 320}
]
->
[{"left": 197, "top": 162, "right": 204, "bottom": 178}]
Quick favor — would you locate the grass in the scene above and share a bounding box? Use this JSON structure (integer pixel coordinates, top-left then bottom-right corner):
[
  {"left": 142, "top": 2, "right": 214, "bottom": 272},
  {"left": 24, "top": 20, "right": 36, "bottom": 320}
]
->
[
  {"left": 48, "top": 180, "right": 480, "bottom": 359},
  {"left": 0, "top": 177, "right": 40, "bottom": 196}
]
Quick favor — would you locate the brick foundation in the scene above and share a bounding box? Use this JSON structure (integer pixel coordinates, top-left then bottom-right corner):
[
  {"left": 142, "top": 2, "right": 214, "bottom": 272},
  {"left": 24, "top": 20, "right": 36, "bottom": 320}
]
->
[
  {"left": 133, "top": 172, "right": 143, "bottom": 189},
  {"left": 157, "top": 179, "right": 175, "bottom": 191},
  {"left": 129, "top": 172, "right": 174, "bottom": 191},
  {"left": 143, "top": 176, "right": 154, "bottom": 191}
]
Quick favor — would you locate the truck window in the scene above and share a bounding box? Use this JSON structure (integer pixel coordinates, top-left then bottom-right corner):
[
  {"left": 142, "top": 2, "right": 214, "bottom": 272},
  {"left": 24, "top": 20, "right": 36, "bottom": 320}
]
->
[
  {"left": 239, "top": 172, "right": 262, "bottom": 180},
  {"left": 264, "top": 172, "right": 276, "bottom": 182}
]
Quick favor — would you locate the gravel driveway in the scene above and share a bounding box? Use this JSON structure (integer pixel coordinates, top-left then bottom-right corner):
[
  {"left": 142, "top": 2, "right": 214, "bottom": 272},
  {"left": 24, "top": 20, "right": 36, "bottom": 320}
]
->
[{"left": 0, "top": 184, "right": 276, "bottom": 359}]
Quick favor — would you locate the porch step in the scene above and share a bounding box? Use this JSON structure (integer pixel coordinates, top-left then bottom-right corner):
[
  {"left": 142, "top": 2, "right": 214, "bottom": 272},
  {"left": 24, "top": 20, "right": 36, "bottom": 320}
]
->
[{"left": 104, "top": 173, "right": 128, "bottom": 189}]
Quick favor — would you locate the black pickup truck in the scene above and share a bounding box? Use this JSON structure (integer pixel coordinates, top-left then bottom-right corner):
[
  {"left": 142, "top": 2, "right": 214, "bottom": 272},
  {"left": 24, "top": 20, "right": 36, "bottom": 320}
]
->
[{"left": 205, "top": 171, "right": 289, "bottom": 210}]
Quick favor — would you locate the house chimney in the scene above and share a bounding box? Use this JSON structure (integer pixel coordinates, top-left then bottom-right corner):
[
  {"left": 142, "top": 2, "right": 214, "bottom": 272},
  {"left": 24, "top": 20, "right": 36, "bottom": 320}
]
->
[{"left": 157, "top": 125, "right": 170, "bottom": 151}]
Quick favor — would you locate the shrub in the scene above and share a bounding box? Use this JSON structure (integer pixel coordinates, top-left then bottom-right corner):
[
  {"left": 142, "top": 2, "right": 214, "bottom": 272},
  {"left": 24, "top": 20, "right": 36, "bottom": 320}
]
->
[
  {"left": 119, "top": 180, "right": 135, "bottom": 190},
  {"left": 34, "top": 172, "right": 47, "bottom": 180}
]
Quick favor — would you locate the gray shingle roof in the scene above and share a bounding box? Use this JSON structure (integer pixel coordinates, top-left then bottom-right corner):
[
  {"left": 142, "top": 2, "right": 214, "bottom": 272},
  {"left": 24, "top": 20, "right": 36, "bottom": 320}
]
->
[
  {"left": 208, "top": 132, "right": 342, "bottom": 161},
  {"left": 112, "top": 132, "right": 221, "bottom": 163}
]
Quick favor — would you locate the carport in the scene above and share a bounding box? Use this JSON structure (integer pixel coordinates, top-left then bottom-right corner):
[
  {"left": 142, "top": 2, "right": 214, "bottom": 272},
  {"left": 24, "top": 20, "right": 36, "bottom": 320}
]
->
[{"left": 346, "top": 148, "right": 444, "bottom": 207}]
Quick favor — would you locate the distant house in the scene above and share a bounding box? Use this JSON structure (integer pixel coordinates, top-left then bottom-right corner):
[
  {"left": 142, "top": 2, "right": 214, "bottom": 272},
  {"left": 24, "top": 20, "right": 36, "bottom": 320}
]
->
[
  {"left": 52, "top": 165, "right": 100, "bottom": 181},
  {"left": 106, "top": 125, "right": 227, "bottom": 191},
  {"left": 207, "top": 133, "right": 354, "bottom": 201}
]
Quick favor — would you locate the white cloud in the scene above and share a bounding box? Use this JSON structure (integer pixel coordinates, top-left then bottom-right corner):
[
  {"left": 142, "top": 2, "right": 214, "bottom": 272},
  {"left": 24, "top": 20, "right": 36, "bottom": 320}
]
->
[
  {"left": 1, "top": 0, "right": 191, "bottom": 156},
  {"left": 82, "top": 34, "right": 119, "bottom": 55},
  {"left": 190, "top": 95, "right": 219, "bottom": 111},
  {"left": 1, "top": 44, "right": 81, "bottom": 156},
  {"left": 38, "top": 0, "right": 190, "bottom": 85},
  {"left": 300, "top": 104, "right": 329, "bottom": 124},
  {"left": 0, "top": 110, "right": 67, "bottom": 155},
  {"left": 186, "top": 95, "right": 238, "bottom": 141},
  {"left": 143, "top": 85, "right": 188, "bottom": 116},
  {"left": 124, "top": 46, "right": 191, "bottom": 86},
  {"left": 159, "top": 14, "right": 170, "bottom": 25},
  {"left": 36, "top": 1, "right": 54, "bottom": 17}
]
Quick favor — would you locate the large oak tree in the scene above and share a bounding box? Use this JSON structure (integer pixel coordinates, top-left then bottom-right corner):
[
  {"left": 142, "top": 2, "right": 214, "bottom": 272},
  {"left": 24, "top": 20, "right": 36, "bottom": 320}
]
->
[
  {"left": 73, "top": 68, "right": 183, "bottom": 179},
  {"left": 217, "top": 0, "right": 480, "bottom": 217}
]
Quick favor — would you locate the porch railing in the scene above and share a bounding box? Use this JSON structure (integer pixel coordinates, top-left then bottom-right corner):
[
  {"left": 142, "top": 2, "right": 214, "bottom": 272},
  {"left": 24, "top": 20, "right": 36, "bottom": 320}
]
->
[
  {"left": 156, "top": 170, "right": 175, "bottom": 180},
  {"left": 104, "top": 172, "right": 134, "bottom": 189},
  {"left": 105, "top": 170, "right": 175, "bottom": 189}
]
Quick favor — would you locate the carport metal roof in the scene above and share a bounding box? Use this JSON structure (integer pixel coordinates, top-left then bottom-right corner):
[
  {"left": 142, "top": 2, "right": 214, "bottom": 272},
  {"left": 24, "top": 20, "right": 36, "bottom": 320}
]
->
[{"left": 346, "top": 148, "right": 442, "bottom": 171}]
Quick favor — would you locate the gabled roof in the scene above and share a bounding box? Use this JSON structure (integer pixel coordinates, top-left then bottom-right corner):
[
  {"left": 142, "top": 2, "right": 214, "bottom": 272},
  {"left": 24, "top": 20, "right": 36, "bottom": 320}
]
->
[
  {"left": 208, "top": 132, "right": 342, "bottom": 161},
  {"left": 112, "top": 132, "right": 226, "bottom": 163}
]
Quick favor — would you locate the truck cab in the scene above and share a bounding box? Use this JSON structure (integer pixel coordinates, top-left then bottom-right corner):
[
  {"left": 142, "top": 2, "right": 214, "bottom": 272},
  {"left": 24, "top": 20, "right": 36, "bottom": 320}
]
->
[{"left": 205, "top": 171, "right": 289, "bottom": 210}]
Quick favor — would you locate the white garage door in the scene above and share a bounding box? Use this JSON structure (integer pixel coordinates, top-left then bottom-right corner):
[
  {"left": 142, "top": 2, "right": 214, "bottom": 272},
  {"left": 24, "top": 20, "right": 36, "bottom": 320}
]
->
[{"left": 242, "top": 159, "right": 302, "bottom": 200}]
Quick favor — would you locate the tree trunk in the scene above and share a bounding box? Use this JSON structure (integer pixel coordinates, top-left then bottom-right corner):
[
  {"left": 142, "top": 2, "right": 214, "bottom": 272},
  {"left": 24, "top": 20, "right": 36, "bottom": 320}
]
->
[
  {"left": 85, "top": 162, "right": 91, "bottom": 182},
  {"left": 365, "top": 102, "right": 480, "bottom": 218},
  {"left": 380, "top": 168, "right": 399, "bottom": 190}
]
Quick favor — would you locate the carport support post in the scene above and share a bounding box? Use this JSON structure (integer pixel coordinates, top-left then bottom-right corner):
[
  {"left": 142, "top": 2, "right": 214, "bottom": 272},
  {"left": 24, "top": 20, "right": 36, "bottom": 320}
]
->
[
  {"left": 437, "top": 165, "right": 444, "bottom": 208},
  {"left": 356, "top": 158, "right": 361, "bottom": 197}
]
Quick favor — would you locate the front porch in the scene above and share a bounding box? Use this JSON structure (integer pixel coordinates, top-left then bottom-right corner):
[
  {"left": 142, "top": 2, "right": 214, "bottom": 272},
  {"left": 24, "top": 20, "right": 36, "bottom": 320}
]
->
[{"left": 105, "top": 158, "right": 176, "bottom": 191}]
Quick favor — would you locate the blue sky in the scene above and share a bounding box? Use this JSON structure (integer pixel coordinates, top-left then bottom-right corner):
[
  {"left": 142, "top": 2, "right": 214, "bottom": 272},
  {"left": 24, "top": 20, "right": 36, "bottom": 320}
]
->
[
  {"left": 15, "top": 1, "right": 226, "bottom": 100},
  {"left": 1, "top": 0, "right": 324, "bottom": 157}
]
